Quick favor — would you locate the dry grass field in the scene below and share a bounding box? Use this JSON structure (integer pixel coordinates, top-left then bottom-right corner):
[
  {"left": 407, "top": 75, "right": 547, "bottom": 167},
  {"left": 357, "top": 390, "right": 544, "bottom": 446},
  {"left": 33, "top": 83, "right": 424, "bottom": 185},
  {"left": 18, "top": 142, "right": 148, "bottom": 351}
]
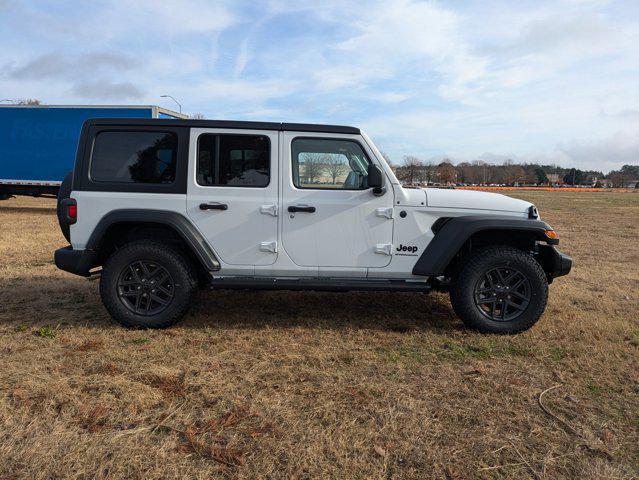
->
[{"left": 0, "top": 191, "right": 637, "bottom": 479}]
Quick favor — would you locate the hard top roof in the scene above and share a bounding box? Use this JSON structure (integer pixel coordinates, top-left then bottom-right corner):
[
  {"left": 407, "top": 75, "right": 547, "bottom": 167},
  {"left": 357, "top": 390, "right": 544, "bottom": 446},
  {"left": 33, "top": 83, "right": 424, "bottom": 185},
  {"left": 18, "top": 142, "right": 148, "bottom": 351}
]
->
[{"left": 86, "top": 118, "right": 360, "bottom": 134}]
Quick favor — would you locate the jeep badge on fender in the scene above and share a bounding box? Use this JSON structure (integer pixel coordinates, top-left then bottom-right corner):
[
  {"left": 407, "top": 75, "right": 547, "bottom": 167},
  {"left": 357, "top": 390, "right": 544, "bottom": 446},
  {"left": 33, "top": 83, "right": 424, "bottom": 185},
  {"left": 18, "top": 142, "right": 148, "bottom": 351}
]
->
[
  {"left": 54, "top": 118, "right": 572, "bottom": 333},
  {"left": 396, "top": 244, "right": 418, "bottom": 254}
]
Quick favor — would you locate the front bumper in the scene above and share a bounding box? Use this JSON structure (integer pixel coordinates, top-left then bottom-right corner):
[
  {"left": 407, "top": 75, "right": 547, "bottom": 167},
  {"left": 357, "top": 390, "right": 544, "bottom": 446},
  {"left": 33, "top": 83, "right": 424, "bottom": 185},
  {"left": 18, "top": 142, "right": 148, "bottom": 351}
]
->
[
  {"left": 54, "top": 246, "right": 95, "bottom": 277},
  {"left": 537, "top": 244, "right": 572, "bottom": 279}
]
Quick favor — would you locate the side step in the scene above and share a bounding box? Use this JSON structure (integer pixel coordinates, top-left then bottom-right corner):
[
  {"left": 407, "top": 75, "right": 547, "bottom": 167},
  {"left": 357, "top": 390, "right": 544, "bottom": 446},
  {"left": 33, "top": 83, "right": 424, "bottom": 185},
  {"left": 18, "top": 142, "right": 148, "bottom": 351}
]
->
[{"left": 209, "top": 277, "right": 431, "bottom": 293}]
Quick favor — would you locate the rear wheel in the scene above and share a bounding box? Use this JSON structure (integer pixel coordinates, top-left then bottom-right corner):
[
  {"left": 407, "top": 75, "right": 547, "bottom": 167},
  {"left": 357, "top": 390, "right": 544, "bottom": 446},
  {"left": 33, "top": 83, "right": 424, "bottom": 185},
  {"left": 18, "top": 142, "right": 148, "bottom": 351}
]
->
[
  {"left": 450, "top": 246, "right": 548, "bottom": 333},
  {"left": 100, "top": 241, "right": 198, "bottom": 328}
]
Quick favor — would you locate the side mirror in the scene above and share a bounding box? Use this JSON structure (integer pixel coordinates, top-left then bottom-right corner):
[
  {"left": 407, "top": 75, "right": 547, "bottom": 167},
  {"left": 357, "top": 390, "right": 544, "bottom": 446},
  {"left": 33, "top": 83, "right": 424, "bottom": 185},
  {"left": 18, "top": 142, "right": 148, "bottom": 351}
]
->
[{"left": 368, "top": 163, "right": 386, "bottom": 196}]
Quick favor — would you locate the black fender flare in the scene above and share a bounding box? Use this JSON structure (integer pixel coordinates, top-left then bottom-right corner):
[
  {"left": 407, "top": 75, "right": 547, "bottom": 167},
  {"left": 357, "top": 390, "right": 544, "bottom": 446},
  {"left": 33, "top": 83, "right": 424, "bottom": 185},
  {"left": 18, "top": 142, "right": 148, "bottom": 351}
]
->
[
  {"left": 56, "top": 172, "right": 74, "bottom": 243},
  {"left": 412, "top": 215, "right": 555, "bottom": 276},
  {"left": 86, "top": 209, "right": 220, "bottom": 271}
]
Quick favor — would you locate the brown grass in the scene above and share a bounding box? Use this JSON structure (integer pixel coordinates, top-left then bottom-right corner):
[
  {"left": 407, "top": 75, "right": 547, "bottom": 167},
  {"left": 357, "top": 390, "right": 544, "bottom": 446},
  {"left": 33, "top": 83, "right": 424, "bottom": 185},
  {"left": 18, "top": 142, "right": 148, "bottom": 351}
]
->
[{"left": 0, "top": 192, "right": 637, "bottom": 479}]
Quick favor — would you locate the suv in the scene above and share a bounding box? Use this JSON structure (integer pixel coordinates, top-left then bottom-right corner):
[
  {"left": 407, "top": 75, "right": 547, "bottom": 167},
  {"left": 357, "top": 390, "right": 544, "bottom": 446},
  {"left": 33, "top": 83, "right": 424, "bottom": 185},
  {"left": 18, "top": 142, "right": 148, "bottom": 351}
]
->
[{"left": 55, "top": 118, "right": 572, "bottom": 333}]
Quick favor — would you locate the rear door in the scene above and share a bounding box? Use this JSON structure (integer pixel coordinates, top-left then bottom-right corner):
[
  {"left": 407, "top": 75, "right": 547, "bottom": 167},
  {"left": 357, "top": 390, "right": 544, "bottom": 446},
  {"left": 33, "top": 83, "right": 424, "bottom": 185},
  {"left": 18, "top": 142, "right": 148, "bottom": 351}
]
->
[{"left": 186, "top": 128, "right": 279, "bottom": 266}]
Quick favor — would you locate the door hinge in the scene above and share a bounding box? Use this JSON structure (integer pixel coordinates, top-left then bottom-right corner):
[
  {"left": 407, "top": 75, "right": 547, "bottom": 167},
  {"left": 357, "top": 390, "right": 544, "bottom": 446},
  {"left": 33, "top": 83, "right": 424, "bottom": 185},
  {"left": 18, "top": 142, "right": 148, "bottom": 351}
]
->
[
  {"left": 260, "top": 204, "right": 278, "bottom": 217},
  {"left": 375, "top": 243, "right": 393, "bottom": 255},
  {"left": 375, "top": 207, "right": 394, "bottom": 219},
  {"left": 259, "top": 241, "right": 278, "bottom": 253}
]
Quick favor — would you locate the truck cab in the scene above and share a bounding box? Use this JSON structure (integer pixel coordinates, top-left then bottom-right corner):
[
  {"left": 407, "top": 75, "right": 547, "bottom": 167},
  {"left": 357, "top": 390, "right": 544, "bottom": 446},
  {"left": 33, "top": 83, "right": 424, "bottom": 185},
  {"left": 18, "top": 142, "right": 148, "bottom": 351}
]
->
[{"left": 55, "top": 118, "right": 571, "bottom": 332}]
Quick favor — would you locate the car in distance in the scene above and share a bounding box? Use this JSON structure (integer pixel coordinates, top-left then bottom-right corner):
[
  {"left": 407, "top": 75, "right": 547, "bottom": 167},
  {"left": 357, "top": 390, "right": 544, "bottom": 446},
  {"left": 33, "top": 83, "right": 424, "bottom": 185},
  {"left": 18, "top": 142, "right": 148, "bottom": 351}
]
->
[{"left": 55, "top": 118, "right": 572, "bottom": 333}]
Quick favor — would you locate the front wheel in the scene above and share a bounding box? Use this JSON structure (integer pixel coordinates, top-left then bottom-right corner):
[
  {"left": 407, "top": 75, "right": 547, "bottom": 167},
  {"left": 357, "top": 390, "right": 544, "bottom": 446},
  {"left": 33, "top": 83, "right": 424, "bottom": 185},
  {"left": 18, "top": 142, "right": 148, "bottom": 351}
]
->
[
  {"left": 450, "top": 246, "right": 548, "bottom": 334},
  {"left": 100, "top": 241, "right": 198, "bottom": 328}
]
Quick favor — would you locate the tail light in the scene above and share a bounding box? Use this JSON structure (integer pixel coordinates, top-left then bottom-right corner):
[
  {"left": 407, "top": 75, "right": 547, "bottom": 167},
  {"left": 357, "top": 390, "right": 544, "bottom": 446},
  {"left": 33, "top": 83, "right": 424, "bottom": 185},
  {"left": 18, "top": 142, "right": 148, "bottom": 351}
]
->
[
  {"left": 60, "top": 198, "right": 77, "bottom": 225},
  {"left": 68, "top": 204, "right": 77, "bottom": 220}
]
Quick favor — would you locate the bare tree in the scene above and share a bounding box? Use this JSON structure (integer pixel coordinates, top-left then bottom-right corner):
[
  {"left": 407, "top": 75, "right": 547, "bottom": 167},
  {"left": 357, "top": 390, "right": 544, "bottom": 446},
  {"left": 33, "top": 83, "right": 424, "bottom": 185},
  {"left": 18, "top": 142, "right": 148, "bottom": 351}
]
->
[
  {"left": 504, "top": 164, "right": 526, "bottom": 185},
  {"left": 299, "top": 153, "right": 325, "bottom": 184},
  {"left": 423, "top": 162, "right": 436, "bottom": 185},
  {"left": 472, "top": 160, "right": 489, "bottom": 185},
  {"left": 397, "top": 155, "right": 424, "bottom": 185},
  {"left": 324, "top": 155, "right": 348, "bottom": 183},
  {"left": 609, "top": 171, "right": 626, "bottom": 188},
  {"left": 488, "top": 165, "right": 506, "bottom": 185},
  {"left": 436, "top": 160, "right": 457, "bottom": 184},
  {"left": 190, "top": 112, "right": 206, "bottom": 119},
  {"left": 456, "top": 162, "right": 473, "bottom": 184}
]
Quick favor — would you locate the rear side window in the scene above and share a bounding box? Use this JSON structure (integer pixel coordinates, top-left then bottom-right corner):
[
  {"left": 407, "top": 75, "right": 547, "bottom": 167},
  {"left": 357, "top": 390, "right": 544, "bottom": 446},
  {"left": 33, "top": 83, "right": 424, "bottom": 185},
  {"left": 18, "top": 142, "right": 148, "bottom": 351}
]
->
[
  {"left": 90, "top": 131, "right": 178, "bottom": 184},
  {"left": 197, "top": 134, "right": 270, "bottom": 187}
]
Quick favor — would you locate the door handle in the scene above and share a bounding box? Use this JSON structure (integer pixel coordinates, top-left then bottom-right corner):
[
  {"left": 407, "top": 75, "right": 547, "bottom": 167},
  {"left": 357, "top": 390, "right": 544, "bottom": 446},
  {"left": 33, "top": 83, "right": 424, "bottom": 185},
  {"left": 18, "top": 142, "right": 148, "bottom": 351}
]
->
[
  {"left": 200, "top": 202, "right": 228, "bottom": 211},
  {"left": 288, "top": 205, "right": 316, "bottom": 213}
]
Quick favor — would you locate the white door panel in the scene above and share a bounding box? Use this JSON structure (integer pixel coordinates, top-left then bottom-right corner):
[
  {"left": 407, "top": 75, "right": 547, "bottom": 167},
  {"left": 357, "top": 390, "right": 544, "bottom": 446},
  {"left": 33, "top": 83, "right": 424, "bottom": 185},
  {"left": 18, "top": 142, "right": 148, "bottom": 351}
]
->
[
  {"left": 282, "top": 190, "right": 392, "bottom": 267},
  {"left": 186, "top": 128, "right": 278, "bottom": 266},
  {"left": 281, "top": 132, "right": 394, "bottom": 270}
]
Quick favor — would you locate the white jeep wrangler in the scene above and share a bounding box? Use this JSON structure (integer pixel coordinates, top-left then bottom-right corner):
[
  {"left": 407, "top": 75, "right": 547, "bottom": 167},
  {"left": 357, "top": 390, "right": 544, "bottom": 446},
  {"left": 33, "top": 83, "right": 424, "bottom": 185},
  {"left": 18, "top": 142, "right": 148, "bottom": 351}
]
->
[{"left": 55, "top": 119, "right": 571, "bottom": 333}]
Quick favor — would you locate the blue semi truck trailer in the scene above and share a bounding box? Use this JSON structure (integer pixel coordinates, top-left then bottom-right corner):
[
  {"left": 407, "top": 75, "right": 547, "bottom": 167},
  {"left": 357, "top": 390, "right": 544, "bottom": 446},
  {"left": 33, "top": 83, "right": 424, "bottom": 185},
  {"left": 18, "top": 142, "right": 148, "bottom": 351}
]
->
[{"left": 0, "top": 105, "right": 186, "bottom": 199}]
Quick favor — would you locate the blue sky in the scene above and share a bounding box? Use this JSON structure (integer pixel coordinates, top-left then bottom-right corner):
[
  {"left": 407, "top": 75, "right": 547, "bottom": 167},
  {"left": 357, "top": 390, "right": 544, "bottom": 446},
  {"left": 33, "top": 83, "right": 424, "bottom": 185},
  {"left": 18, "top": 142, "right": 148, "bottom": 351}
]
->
[{"left": 1, "top": 0, "right": 638, "bottom": 172}]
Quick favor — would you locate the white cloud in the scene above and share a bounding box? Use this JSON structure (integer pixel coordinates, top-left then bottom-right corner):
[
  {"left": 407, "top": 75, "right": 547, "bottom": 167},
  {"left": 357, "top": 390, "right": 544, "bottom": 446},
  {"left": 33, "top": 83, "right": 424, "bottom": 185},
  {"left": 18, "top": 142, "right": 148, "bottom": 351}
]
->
[
  {"left": 379, "top": 92, "right": 412, "bottom": 103},
  {"left": 5, "top": 53, "right": 137, "bottom": 80},
  {"left": 70, "top": 80, "right": 143, "bottom": 100},
  {"left": 557, "top": 132, "right": 639, "bottom": 171},
  {"left": 326, "top": 0, "right": 488, "bottom": 100}
]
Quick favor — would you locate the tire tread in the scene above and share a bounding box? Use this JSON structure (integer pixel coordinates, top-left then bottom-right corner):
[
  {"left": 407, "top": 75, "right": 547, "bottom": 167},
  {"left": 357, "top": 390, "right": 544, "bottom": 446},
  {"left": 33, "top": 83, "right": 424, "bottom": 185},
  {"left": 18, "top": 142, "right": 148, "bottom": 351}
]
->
[
  {"left": 450, "top": 246, "right": 548, "bottom": 334},
  {"left": 99, "top": 240, "right": 198, "bottom": 328}
]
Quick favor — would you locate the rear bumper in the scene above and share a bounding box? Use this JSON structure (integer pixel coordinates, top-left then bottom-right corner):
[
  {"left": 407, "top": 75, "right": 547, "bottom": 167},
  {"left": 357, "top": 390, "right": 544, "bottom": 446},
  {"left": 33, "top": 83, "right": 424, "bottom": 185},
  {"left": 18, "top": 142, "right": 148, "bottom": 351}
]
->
[
  {"left": 538, "top": 244, "right": 572, "bottom": 279},
  {"left": 54, "top": 246, "right": 95, "bottom": 277}
]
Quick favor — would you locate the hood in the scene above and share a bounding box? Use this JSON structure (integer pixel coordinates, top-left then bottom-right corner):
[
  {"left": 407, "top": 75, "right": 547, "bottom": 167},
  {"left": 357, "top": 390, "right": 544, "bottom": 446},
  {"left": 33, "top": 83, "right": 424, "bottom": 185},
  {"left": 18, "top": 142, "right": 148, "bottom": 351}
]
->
[{"left": 424, "top": 188, "right": 532, "bottom": 214}]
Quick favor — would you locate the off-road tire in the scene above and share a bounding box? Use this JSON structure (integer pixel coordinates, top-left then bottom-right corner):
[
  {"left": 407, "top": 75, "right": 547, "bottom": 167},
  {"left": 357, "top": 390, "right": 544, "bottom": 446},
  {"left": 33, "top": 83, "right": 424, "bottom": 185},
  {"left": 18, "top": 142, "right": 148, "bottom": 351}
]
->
[
  {"left": 100, "top": 241, "right": 198, "bottom": 328},
  {"left": 450, "top": 246, "right": 548, "bottom": 334}
]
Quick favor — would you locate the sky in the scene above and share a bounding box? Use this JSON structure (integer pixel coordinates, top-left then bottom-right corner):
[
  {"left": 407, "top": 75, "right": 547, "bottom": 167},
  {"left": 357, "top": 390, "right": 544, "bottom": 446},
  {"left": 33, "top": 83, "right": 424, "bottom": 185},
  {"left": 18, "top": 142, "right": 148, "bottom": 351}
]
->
[{"left": 1, "top": 0, "right": 638, "bottom": 172}]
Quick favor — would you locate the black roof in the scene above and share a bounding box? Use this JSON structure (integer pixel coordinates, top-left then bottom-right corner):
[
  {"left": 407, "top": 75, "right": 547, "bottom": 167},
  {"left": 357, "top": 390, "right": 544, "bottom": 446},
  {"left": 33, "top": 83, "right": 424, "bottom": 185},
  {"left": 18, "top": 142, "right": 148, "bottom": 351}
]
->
[{"left": 87, "top": 118, "right": 360, "bottom": 134}]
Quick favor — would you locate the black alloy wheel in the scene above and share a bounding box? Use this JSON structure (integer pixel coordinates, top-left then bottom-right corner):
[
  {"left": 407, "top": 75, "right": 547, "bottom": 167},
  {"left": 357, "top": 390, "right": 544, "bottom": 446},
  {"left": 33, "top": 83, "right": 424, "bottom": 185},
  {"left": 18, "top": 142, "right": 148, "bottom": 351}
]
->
[
  {"left": 473, "top": 266, "right": 531, "bottom": 322},
  {"left": 117, "top": 260, "right": 175, "bottom": 316}
]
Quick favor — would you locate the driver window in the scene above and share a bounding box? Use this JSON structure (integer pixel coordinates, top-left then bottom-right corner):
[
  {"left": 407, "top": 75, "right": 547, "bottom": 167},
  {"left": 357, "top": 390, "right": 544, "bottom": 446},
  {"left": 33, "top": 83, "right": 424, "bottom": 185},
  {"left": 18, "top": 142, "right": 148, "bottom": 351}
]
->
[{"left": 291, "top": 138, "right": 371, "bottom": 189}]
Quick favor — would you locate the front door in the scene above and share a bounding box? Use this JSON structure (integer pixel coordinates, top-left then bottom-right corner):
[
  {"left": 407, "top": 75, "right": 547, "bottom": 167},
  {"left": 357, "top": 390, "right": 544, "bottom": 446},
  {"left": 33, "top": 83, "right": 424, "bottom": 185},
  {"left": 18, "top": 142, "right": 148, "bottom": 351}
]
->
[
  {"left": 281, "top": 133, "right": 394, "bottom": 271},
  {"left": 187, "top": 128, "right": 279, "bottom": 266}
]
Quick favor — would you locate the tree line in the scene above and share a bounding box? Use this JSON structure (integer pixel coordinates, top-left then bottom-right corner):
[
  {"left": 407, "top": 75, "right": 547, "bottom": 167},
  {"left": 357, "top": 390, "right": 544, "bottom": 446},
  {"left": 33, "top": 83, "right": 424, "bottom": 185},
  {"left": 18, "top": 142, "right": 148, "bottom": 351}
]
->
[
  {"left": 388, "top": 155, "right": 639, "bottom": 188},
  {"left": 299, "top": 153, "right": 351, "bottom": 184}
]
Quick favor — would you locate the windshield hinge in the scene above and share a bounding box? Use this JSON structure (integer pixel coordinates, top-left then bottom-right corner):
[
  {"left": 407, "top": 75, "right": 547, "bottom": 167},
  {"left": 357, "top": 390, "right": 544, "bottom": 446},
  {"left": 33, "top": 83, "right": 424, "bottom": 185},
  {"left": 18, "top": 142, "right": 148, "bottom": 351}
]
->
[
  {"left": 259, "top": 241, "right": 278, "bottom": 253},
  {"left": 374, "top": 243, "right": 393, "bottom": 255},
  {"left": 375, "top": 207, "right": 394, "bottom": 219}
]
